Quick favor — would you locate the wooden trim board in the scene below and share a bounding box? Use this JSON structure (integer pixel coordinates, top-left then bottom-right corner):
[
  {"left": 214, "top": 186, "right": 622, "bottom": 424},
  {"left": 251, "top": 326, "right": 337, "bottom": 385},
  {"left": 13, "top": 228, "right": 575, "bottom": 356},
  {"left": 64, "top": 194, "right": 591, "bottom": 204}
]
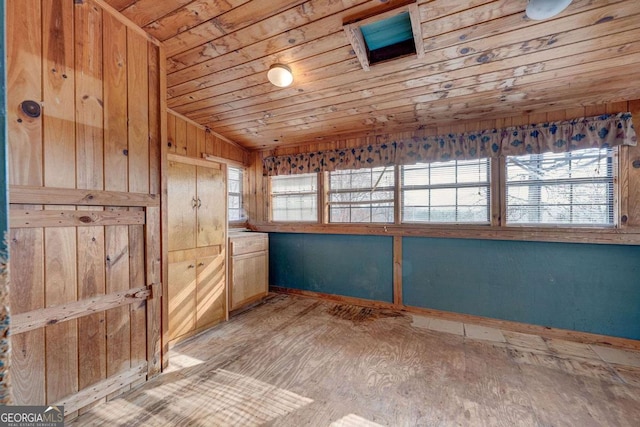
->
[
  {"left": 253, "top": 222, "right": 640, "bottom": 246},
  {"left": 10, "top": 209, "right": 145, "bottom": 228},
  {"left": 10, "top": 186, "right": 159, "bottom": 207},
  {"left": 270, "top": 287, "right": 640, "bottom": 352}
]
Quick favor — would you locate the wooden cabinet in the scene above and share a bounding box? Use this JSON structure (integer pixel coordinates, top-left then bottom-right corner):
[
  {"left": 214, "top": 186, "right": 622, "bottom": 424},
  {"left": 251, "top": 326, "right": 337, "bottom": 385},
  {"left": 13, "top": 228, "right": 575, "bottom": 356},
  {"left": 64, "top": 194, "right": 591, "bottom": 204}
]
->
[
  {"left": 229, "top": 232, "right": 269, "bottom": 311},
  {"left": 168, "top": 160, "right": 225, "bottom": 251},
  {"left": 167, "top": 156, "right": 227, "bottom": 344}
]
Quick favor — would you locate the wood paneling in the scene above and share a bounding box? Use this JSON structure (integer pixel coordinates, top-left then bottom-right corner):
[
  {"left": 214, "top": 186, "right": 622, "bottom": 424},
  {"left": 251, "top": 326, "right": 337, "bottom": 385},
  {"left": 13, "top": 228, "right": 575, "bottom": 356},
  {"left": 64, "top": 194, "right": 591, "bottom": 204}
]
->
[
  {"left": 166, "top": 110, "right": 248, "bottom": 165},
  {"left": 6, "top": 0, "right": 164, "bottom": 416},
  {"left": 105, "top": 0, "right": 640, "bottom": 149}
]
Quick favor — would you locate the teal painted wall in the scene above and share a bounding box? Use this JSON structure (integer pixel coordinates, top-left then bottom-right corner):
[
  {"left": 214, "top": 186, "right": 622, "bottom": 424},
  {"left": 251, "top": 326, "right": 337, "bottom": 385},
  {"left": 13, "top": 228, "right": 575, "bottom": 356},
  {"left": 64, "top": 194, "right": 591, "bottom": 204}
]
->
[
  {"left": 269, "top": 233, "right": 394, "bottom": 302},
  {"left": 269, "top": 232, "right": 640, "bottom": 340},
  {"left": 403, "top": 237, "right": 640, "bottom": 340}
]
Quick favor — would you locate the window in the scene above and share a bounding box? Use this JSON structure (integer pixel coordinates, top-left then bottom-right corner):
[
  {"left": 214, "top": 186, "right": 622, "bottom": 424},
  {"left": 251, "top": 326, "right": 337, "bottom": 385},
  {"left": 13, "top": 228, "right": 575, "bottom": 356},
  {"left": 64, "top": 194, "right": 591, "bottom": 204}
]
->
[
  {"left": 270, "top": 173, "right": 318, "bottom": 222},
  {"left": 342, "top": 3, "right": 424, "bottom": 71},
  {"left": 360, "top": 12, "right": 416, "bottom": 65},
  {"left": 401, "top": 158, "right": 491, "bottom": 223},
  {"left": 506, "top": 148, "right": 615, "bottom": 226},
  {"left": 228, "top": 166, "right": 244, "bottom": 222},
  {"left": 328, "top": 167, "right": 395, "bottom": 223}
]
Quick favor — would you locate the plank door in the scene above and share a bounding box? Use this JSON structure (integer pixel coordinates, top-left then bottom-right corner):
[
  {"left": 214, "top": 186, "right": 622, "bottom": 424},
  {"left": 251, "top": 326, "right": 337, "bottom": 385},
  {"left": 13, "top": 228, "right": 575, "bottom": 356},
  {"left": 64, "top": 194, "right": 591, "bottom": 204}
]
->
[
  {"left": 195, "top": 254, "right": 226, "bottom": 329},
  {"left": 196, "top": 165, "right": 226, "bottom": 248},
  {"left": 168, "top": 259, "right": 197, "bottom": 341},
  {"left": 168, "top": 161, "right": 197, "bottom": 251}
]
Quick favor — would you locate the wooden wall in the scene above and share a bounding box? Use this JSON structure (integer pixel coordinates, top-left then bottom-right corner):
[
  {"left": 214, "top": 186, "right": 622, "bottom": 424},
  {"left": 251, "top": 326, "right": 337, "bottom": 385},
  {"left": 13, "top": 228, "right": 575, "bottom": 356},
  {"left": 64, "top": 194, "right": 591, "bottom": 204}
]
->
[
  {"left": 247, "top": 100, "right": 640, "bottom": 240},
  {"left": 167, "top": 109, "right": 249, "bottom": 166},
  {"left": 7, "top": 0, "right": 163, "bottom": 416}
]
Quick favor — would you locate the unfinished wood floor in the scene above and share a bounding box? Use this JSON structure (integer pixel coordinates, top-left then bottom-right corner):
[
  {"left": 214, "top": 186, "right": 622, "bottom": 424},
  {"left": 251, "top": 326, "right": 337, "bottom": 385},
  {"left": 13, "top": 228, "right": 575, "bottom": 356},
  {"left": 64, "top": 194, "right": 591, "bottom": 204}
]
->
[{"left": 70, "top": 294, "right": 640, "bottom": 426}]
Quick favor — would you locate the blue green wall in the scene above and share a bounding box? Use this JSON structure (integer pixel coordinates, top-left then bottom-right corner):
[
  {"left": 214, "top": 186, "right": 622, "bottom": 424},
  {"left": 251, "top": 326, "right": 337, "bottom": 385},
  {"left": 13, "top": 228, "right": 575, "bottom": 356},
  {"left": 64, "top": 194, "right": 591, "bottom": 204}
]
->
[
  {"left": 269, "top": 233, "right": 394, "bottom": 302},
  {"left": 403, "top": 237, "right": 640, "bottom": 340},
  {"left": 269, "top": 233, "right": 640, "bottom": 340}
]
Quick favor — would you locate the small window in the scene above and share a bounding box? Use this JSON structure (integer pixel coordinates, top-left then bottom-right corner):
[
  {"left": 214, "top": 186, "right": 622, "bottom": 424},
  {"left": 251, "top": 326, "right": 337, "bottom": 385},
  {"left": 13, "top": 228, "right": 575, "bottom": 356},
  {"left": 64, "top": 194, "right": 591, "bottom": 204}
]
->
[
  {"left": 360, "top": 13, "right": 416, "bottom": 65},
  {"left": 343, "top": 3, "right": 423, "bottom": 71},
  {"left": 328, "top": 167, "right": 395, "bottom": 223},
  {"left": 506, "top": 148, "right": 615, "bottom": 226},
  {"left": 401, "top": 158, "right": 491, "bottom": 223},
  {"left": 270, "top": 174, "right": 318, "bottom": 222},
  {"left": 228, "top": 166, "right": 244, "bottom": 222}
]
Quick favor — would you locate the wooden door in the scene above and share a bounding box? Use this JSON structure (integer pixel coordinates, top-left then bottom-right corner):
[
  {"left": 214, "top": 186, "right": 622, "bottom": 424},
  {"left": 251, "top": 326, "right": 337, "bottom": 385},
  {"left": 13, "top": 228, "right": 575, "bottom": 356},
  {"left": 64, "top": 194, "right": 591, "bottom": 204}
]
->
[
  {"left": 196, "top": 165, "right": 226, "bottom": 247},
  {"left": 195, "top": 254, "right": 226, "bottom": 329},
  {"left": 230, "top": 252, "right": 268, "bottom": 311},
  {"left": 168, "top": 161, "right": 197, "bottom": 251},
  {"left": 6, "top": 0, "right": 162, "bottom": 414},
  {"left": 168, "top": 259, "right": 197, "bottom": 341}
]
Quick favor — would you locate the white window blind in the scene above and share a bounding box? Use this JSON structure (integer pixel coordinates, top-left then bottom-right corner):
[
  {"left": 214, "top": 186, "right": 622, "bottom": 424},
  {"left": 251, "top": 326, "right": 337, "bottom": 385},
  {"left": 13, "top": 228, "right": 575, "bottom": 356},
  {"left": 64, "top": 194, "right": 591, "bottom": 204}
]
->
[
  {"left": 506, "top": 148, "right": 615, "bottom": 226},
  {"left": 401, "top": 158, "right": 491, "bottom": 223},
  {"left": 228, "top": 166, "right": 244, "bottom": 221},
  {"left": 328, "top": 167, "right": 395, "bottom": 223},
  {"left": 270, "top": 173, "right": 318, "bottom": 222}
]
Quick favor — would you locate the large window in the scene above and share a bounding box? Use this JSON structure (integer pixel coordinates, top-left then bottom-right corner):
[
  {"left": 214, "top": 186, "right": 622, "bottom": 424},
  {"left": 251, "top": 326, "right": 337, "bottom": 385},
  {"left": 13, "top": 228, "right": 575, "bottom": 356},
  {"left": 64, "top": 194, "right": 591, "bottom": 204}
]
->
[
  {"left": 401, "top": 158, "right": 491, "bottom": 223},
  {"left": 270, "top": 173, "right": 318, "bottom": 222},
  {"left": 228, "top": 166, "right": 244, "bottom": 222},
  {"left": 328, "top": 167, "right": 395, "bottom": 223},
  {"left": 506, "top": 148, "right": 615, "bottom": 226}
]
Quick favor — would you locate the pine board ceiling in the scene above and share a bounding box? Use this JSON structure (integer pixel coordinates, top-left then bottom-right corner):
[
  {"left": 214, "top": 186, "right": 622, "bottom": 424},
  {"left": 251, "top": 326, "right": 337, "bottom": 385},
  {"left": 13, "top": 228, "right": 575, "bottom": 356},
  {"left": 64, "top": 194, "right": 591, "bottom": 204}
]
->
[{"left": 105, "top": 0, "right": 640, "bottom": 150}]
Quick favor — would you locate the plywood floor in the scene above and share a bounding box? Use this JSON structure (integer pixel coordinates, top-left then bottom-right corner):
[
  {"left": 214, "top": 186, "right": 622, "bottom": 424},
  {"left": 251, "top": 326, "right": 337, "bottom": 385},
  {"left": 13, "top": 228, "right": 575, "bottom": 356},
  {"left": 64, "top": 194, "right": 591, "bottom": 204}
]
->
[{"left": 70, "top": 294, "right": 640, "bottom": 426}]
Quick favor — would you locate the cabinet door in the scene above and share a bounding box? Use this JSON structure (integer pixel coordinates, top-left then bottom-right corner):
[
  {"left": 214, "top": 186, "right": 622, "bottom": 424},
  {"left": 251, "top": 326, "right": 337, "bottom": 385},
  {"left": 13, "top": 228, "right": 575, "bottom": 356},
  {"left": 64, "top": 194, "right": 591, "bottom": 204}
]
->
[
  {"left": 230, "top": 251, "right": 268, "bottom": 311},
  {"left": 168, "top": 161, "right": 197, "bottom": 251},
  {"left": 196, "top": 165, "right": 226, "bottom": 248},
  {"left": 196, "top": 254, "right": 226, "bottom": 329},
  {"left": 168, "top": 259, "right": 197, "bottom": 341}
]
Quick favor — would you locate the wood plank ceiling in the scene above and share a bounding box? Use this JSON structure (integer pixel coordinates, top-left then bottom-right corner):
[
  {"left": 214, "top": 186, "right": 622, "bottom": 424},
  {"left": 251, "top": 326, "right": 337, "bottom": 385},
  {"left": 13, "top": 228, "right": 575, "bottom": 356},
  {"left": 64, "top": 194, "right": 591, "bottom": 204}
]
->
[{"left": 105, "top": 0, "right": 640, "bottom": 150}]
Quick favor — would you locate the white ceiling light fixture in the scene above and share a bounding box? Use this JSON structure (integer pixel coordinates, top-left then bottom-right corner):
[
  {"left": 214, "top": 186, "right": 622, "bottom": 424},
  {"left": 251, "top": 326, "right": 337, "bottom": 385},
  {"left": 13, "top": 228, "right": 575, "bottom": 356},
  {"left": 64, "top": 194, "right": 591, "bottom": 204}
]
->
[
  {"left": 526, "top": 0, "right": 573, "bottom": 20},
  {"left": 267, "top": 64, "right": 293, "bottom": 88}
]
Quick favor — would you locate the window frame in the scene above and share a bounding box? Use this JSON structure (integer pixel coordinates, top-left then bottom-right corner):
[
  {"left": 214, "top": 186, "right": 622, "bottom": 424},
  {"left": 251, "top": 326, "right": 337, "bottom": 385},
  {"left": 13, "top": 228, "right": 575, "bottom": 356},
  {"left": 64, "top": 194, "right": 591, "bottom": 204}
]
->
[
  {"left": 267, "top": 147, "right": 624, "bottom": 234},
  {"left": 503, "top": 147, "right": 618, "bottom": 228},
  {"left": 326, "top": 166, "right": 396, "bottom": 224},
  {"left": 227, "top": 165, "right": 245, "bottom": 224},
  {"left": 269, "top": 173, "right": 320, "bottom": 223},
  {"left": 400, "top": 158, "right": 492, "bottom": 225}
]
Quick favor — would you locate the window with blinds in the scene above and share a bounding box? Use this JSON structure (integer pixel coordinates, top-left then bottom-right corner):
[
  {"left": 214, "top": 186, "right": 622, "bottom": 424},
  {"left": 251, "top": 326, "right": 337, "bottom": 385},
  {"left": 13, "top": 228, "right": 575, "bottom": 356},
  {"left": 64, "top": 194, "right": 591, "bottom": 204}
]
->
[
  {"left": 401, "top": 158, "right": 491, "bottom": 223},
  {"left": 328, "top": 167, "right": 395, "bottom": 223},
  {"left": 228, "top": 166, "right": 244, "bottom": 222},
  {"left": 505, "top": 148, "right": 615, "bottom": 226},
  {"left": 270, "top": 173, "right": 318, "bottom": 222}
]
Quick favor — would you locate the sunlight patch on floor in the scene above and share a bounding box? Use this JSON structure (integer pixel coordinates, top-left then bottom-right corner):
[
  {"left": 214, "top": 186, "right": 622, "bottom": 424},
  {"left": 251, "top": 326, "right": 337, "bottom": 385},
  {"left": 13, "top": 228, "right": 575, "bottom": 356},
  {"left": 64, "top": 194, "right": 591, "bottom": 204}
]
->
[
  {"left": 330, "top": 413, "right": 385, "bottom": 427},
  {"left": 142, "top": 369, "right": 313, "bottom": 426}
]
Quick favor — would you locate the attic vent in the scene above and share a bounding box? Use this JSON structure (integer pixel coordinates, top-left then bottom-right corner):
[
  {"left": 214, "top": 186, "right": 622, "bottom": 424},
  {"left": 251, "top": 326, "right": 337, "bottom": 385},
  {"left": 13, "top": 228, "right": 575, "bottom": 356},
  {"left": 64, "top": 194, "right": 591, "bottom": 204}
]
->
[{"left": 343, "top": 1, "right": 424, "bottom": 71}]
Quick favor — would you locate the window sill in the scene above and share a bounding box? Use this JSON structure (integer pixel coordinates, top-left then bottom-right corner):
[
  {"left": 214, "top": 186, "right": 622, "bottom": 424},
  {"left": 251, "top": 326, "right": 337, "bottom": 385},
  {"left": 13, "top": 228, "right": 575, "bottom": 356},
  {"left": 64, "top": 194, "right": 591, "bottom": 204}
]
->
[{"left": 250, "top": 222, "right": 640, "bottom": 245}]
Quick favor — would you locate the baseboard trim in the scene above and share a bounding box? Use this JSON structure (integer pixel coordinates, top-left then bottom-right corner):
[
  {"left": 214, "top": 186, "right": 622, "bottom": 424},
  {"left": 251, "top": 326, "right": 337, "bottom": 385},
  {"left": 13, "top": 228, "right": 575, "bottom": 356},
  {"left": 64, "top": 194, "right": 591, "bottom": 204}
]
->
[{"left": 270, "top": 286, "right": 640, "bottom": 352}]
